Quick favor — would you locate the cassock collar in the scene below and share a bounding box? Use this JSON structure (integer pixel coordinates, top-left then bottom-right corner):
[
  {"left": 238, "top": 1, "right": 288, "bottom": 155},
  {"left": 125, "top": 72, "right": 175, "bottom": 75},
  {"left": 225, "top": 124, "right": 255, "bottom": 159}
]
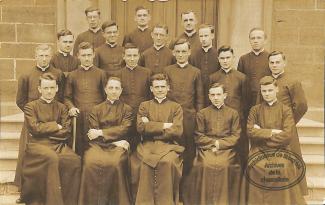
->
[
  {"left": 213, "top": 103, "right": 224, "bottom": 110},
  {"left": 154, "top": 97, "right": 167, "bottom": 104},
  {"left": 266, "top": 99, "right": 277, "bottom": 106},
  {"left": 154, "top": 44, "right": 165, "bottom": 51},
  {"left": 221, "top": 67, "right": 232, "bottom": 74},
  {"left": 106, "top": 42, "right": 117, "bottom": 48},
  {"left": 202, "top": 45, "right": 212, "bottom": 53},
  {"left": 89, "top": 27, "right": 101, "bottom": 33},
  {"left": 81, "top": 65, "right": 93, "bottom": 71},
  {"left": 272, "top": 71, "right": 285, "bottom": 79},
  {"left": 252, "top": 48, "right": 265, "bottom": 56},
  {"left": 37, "top": 65, "right": 50, "bottom": 72},
  {"left": 184, "top": 29, "right": 196, "bottom": 37},
  {"left": 126, "top": 65, "right": 137, "bottom": 71},
  {"left": 106, "top": 98, "right": 119, "bottom": 105},
  {"left": 40, "top": 97, "right": 54, "bottom": 104},
  {"left": 59, "top": 50, "right": 69, "bottom": 57},
  {"left": 177, "top": 62, "right": 188, "bottom": 68},
  {"left": 138, "top": 25, "right": 149, "bottom": 32}
]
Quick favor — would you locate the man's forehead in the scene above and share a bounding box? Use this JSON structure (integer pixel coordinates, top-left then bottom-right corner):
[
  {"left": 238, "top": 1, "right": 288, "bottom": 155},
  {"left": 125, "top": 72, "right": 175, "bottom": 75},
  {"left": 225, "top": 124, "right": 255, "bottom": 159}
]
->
[
  {"left": 153, "top": 27, "right": 166, "bottom": 34},
  {"left": 36, "top": 49, "right": 51, "bottom": 55},
  {"left": 269, "top": 54, "right": 283, "bottom": 61},
  {"left": 152, "top": 80, "right": 168, "bottom": 86},
  {"left": 79, "top": 48, "right": 93, "bottom": 54},
  {"left": 59, "top": 35, "right": 74, "bottom": 41},
  {"left": 261, "top": 84, "right": 276, "bottom": 89},
  {"left": 104, "top": 25, "right": 118, "bottom": 32},
  {"left": 125, "top": 48, "right": 139, "bottom": 54},
  {"left": 182, "top": 12, "right": 195, "bottom": 20},
  {"left": 209, "top": 87, "right": 223, "bottom": 94},
  {"left": 250, "top": 30, "right": 265, "bottom": 37},
  {"left": 40, "top": 79, "right": 56, "bottom": 86},
  {"left": 199, "top": 27, "right": 211, "bottom": 34},
  {"left": 136, "top": 9, "right": 149, "bottom": 15},
  {"left": 107, "top": 79, "right": 121, "bottom": 87},
  {"left": 174, "top": 43, "right": 189, "bottom": 50},
  {"left": 87, "top": 11, "right": 100, "bottom": 16}
]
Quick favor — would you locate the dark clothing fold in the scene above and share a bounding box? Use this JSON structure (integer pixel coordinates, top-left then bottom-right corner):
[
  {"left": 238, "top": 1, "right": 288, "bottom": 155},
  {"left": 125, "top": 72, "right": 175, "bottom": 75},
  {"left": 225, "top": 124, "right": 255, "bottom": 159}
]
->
[
  {"left": 94, "top": 44, "right": 125, "bottom": 77},
  {"left": 241, "top": 101, "right": 306, "bottom": 205},
  {"left": 64, "top": 66, "right": 107, "bottom": 156},
  {"left": 122, "top": 28, "right": 154, "bottom": 53},
  {"left": 183, "top": 105, "right": 241, "bottom": 205},
  {"left": 131, "top": 99, "right": 184, "bottom": 205},
  {"left": 21, "top": 99, "right": 81, "bottom": 205},
  {"left": 73, "top": 29, "right": 105, "bottom": 56},
  {"left": 190, "top": 47, "right": 220, "bottom": 106},
  {"left": 163, "top": 64, "right": 204, "bottom": 174},
  {"left": 14, "top": 66, "right": 65, "bottom": 189},
  {"left": 50, "top": 52, "right": 79, "bottom": 74}
]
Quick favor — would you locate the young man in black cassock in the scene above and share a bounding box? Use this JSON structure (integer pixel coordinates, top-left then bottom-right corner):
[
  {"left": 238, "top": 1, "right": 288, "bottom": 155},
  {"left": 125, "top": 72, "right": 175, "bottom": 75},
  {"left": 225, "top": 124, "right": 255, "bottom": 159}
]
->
[{"left": 20, "top": 73, "right": 81, "bottom": 205}]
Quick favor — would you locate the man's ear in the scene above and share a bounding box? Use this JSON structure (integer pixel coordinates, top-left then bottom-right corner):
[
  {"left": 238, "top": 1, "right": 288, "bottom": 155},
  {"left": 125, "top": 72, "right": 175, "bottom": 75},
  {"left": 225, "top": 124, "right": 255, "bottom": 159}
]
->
[
  {"left": 150, "top": 86, "right": 154, "bottom": 93},
  {"left": 38, "top": 86, "right": 42, "bottom": 94},
  {"left": 224, "top": 93, "right": 227, "bottom": 99}
]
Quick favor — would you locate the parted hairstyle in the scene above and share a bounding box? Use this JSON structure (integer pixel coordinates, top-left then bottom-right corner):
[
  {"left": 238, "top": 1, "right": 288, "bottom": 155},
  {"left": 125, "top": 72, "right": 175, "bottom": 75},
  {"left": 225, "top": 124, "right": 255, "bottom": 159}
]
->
[
  {"left": 153, "top": 23, "right": 168, "bottom": 34},
  {"left": 106, "top": 76, "right": 122, "bottom": 88},
  {"left": 249, "top": 27, "right": 267, "bottom": 39},
  {"left": 78, "top": 42, "right": 93, "bottom": 52},
  {"left": 124, "top": 43, "right": 139, "bottom": 51},
  {"left": 135, "top": 6, "right": 150, "bottom": 14},
  {"left": 217, "top": 45, "right": 234, "bottom": 56},
  {"left": 268, "top": 51, "right": 286, "bottom": 60},
  {"left": 199, "top": 24, "right": 214, "bottom": 34},
  {"left": 39, "top": 73, "right": 57, "bottom": 86},
  {"left": 35, "top": 44, "right": 52, "bottom": 55},
  {"left": 102, "top": 21, "right": 118, "bottom": 31},
  {"left": 259, "top": 76, "right": 278, "bottom": 87},
  {"left": 173, "top": 38, "right": 190, "bottom": 50},
  {"left": 85, "top": 6, "right": 100, "bottom": 16},
  {"left": 181, "top": 10, "right": 196, "bottom": 18},
  {"left": 209, "top": 82, "right": 227, "bottom": 93},
  {"left": 150, "top": 73, "right": 170, "bottom": 86},
  {"left": 57, "top": 29, "right": 73, "bottom": 40}
]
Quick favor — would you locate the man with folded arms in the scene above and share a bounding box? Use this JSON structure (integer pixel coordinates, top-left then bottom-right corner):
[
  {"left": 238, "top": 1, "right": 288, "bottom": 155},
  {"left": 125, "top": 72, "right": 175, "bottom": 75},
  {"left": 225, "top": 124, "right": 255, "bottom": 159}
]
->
[
  {"left": 79, "top": 77, "right": 133, "bottom": 205},
  {"left": 20, "top": 73, "right": 81, "bottom": 205},
  {"left": 183, "top": 83, "right": 241, "bottom": 205},
  {"left": 131, "top": 73, "right": 184, "bottom": 205}
]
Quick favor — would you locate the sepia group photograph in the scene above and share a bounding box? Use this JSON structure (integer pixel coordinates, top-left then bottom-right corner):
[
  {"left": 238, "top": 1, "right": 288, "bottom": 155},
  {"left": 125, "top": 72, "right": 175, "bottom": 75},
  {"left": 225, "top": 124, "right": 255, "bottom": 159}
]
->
[{"left": 0, "top": 0, "right": 324, "bottom": 204}]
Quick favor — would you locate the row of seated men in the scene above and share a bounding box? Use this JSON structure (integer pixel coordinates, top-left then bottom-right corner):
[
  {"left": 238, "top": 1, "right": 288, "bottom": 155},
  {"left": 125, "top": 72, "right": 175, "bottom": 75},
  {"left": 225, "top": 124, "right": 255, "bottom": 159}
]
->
[
  {"left": 14, "top": 5, "right": 308, "bottom": 205},
  {"left": 16, "top": 71, "right": 307, "bottom": 205}
]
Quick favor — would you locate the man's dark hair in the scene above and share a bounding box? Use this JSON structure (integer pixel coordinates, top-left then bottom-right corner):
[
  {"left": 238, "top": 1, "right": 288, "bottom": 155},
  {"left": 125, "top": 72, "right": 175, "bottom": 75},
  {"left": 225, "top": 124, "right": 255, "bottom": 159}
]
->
[
  {"left": 124, "top": 43, "right": 139, "bottom": 51},
  {"left": 153, "top": 24, "right": 168, "bottom": 34},
  {"left": 85, "top": 6, "right": 100, "bottom": 16},
  {"left": 181, "top": 10, "right": 196, "bottom": 18},
  {"left": 57, "top": 29, "right": 73, "bottom": 40},
  {"left": 39, "top": 73, "right": 57, "bottom": 86},
  {"left": 106, "top": 77, "right": 122, "bottom": 87},
  {"left": 268, "top": 51, "right": 286, "bottom": 61},
  {"left": 217, "top": 45, "right": 234, "bottom": 56},
  {"left": 209, "top": 82, "right": 227, "bottom": 93},
  {"left": 78, "top": 42, "right": 93, "bottom": 52},
  {"left": 259, "top": 76, "right": 278, "bottom": 87},
  {"left": 102, "top": 21, "right": 118, "bottom": 31},
  {"left": 173, "top": 38, "right": 190, "bottom": 50},
  {"left": 199, "top": 24, "right": 214, "bottom": 34},
  {"left": 135, "top": 6, "right": 150, "bottom": 14},
  {"left": 150, "top": 73, "right": 169, "bottom": 86},
  {"left": 249, "top": 27, "right": 267, "bottom": 39}
]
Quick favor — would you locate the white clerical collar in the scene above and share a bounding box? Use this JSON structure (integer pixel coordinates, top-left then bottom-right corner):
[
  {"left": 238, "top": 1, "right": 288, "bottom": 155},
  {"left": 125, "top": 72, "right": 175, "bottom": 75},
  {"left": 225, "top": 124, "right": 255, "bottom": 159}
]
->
[
  {"left": 272, "top": 71, "right": 284, "bottom": 79},
  {"left": 267, "top": 99, "right": 277, "bottom": 106},
  {"left": 126, "top": 65, "right": 137, "bottom": 70},
  {"left": 138, "top": 25, "right": 148, "bottom": 32},
  {"left": 221, "top": 67, "right": 232, "bottom": 73},
  {"left": 81, "top": 65, "right": 93, "bottom": 70},
  {"left": 107, "top": 99, "right": 116, "bottom": 104},
  {"left": 177, "top": 62, "right": 188, "bottom": 68},
  {"left": 41, "top": 97, "right": 54, "bottom": 104},
  {"left": 106, "top": 42, "right": 117, "bottom": 48},
  {"left": 215, "top": 103, "right": 224, "bottom": 109},
  {"left": 37, "top": 65, "right": 49, "bottom": 72},
  {"left": 59, "top": 50, "right": 69, "bottom": 57},
  {"left": 154, "top": 44, "right": 165, "bottom": 51},
  {"left": 202, "top": 44, "right": 212, "bottom": 53},
  {"left": 252, "top": 48, "right": 264, "bottom": 56},
  {"left": 89, "top": 27, "right": 101, "bottom": 33},
  {"left": 184, "top": 29, "right": 196, "bottom": 37},
  {"left": 155, "top": 97, "right": 166, "bottom": 104}
]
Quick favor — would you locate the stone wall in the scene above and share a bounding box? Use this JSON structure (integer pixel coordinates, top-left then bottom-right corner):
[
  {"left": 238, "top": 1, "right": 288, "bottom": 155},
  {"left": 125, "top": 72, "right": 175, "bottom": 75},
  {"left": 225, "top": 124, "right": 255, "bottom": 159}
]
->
[
  {"left": 271, "top": 0, "right": 325, "bottom": 107},
  {"left": 0, "top": 0, "right": 57, "bottom": 102}
]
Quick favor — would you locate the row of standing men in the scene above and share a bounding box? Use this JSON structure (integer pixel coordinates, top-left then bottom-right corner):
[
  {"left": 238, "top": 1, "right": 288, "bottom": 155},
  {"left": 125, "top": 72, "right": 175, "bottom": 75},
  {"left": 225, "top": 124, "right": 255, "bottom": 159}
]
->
[{"left": 14, "top": 5, "right": 308, "bottom": 205}]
